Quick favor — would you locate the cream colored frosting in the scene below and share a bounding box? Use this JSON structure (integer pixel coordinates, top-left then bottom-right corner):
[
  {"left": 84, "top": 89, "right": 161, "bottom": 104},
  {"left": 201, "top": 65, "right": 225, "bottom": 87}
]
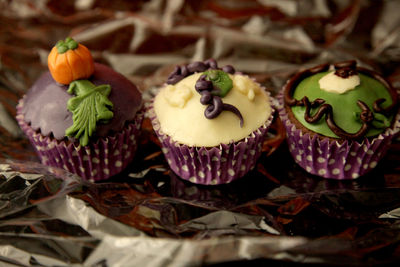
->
[
  {"left": 319, "top": 71, "right": 360, "bottom": 94},
  {"left": 164, "top": 84, "right": 193, "bottom": 108},
  {"left": 233, "top": 74, "right": 261, "bottom": 101},
  {"left": 154, "top": 72, "right": 272, "bottom": 147}
]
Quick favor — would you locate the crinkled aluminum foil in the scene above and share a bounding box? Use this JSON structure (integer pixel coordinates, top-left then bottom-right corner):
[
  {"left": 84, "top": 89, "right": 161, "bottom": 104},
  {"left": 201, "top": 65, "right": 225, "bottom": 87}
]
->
[{"left": 1, "top": 0, "right": 400, "bottom": 266}]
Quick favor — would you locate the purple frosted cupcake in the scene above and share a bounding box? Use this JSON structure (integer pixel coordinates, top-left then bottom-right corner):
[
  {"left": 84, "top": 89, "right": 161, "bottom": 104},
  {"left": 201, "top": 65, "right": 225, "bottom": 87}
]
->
[
  {"left": 149, "top": 59, "right": 274, "bottom": 185},
  {"left": 16, "top": 37, "right": 143, "bottom": 181},
  {"left": 278, "top": 60, "right": 400, "bottom": 179}
]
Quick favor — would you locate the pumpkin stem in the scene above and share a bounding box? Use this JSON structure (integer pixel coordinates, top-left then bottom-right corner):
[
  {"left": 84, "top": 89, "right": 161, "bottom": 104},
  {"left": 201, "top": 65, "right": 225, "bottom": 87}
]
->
[{"left": 56, "top": 37, "right": 79, "bottom": 54}]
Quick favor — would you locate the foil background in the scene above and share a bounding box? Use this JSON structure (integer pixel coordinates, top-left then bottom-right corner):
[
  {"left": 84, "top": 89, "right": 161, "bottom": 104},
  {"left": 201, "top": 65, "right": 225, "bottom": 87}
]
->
[{"left": 0, "top": 0, "right": 400, "bottom": 266}]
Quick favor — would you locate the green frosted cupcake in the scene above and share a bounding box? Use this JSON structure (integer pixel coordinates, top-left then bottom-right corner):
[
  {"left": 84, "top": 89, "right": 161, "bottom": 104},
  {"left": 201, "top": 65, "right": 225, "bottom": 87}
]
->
[{"left": 278, "top": 60, "right": 399, "bottom": 179}]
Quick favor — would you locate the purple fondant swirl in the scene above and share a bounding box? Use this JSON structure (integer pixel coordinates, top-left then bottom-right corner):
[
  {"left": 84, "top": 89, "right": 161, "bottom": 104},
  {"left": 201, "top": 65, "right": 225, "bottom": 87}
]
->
[
  {"left": 197, "top": 77, "right": 243, "bottom": 127},
  {"left": 167, "top": 59, "right": 235, "bottom": 85},
  {"left": 205, "top": 96, "right": 223, "bottom": 118},
  {"left": 167, "top": 59, "right": 244, "bottom": 126}
]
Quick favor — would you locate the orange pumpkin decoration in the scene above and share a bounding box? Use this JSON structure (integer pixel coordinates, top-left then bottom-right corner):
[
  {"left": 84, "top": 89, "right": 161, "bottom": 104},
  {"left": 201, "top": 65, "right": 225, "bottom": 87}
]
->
[{"left": 48, "top": 37, "right": 94, "bottom": 85}]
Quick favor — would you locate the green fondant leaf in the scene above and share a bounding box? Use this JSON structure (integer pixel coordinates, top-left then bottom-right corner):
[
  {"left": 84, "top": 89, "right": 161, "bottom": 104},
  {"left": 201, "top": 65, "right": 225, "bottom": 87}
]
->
[
  {"left": 65, "top": 80, "right": 113, "bottom": 146},
  {"left": 204, "top": 70, "right": 233, "bottom": 97}
]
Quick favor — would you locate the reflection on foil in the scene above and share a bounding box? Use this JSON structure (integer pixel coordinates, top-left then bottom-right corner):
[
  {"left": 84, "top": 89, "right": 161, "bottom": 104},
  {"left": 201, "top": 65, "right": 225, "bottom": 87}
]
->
[
  {"left": 1, "top": 137, "right": 400, "bottom": 266},
  {"left": 1, "top": 0, "right": 400, "bottom": 266}
]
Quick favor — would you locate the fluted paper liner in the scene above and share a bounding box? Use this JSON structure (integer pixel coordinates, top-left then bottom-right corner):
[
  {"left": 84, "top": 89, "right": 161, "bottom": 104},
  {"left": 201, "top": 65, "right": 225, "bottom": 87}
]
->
[
  {"left": 148, "top": 90, "right": 274, "bottom": 185},
  {"left": 16, "top": 98, "right": 143, "bottom": 181},
  {"left": 277, "top": 93, "right": 400, "bottom": 179}
]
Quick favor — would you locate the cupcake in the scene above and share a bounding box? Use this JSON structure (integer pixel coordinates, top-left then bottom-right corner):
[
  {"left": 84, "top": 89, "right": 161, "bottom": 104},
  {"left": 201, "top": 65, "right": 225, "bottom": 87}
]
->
[
  {"left": 278, "top": 60, "right": 399, "bottom": 179},
  {"left": 16, "top": 37, "right": 143, "bottom": 181},
  {"left": 149, "top": 59, "right": 274, "bottom": 185}
]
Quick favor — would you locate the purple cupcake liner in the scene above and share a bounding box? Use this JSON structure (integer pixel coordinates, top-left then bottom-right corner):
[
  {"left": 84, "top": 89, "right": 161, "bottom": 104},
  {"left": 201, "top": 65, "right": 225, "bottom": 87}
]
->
[
  {"left": 277, "top": 93, "right": 400, "bottom": 179},
  {"left": 147, "top": 89, "right": 274, "bottom": 185},
  {"left": 16, "top": 98, "right": 143, "bottom": 182}
]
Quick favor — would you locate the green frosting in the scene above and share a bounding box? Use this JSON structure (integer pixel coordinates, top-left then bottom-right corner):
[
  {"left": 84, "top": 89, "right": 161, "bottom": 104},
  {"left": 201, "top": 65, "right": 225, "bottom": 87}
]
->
[
  {"left": 66, "top": 80, "right": 113, "bottom": 146},
  {"left": 56, "top": 37, "right": 78, "bottom": 54},
  {"left": 291, "top": 71, "right": 393, "bottom": 138},
  {"left": 204, "top": 70, "right": 233, "bottom": 97}
]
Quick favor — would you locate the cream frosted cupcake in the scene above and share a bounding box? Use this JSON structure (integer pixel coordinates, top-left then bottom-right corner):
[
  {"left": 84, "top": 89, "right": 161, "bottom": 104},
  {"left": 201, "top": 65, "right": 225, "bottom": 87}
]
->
[
  {"left": 278, "top": 60, "right": 400, "bottom": 179},
  {"left": 16, "top": 37, "right": 143, "bottom": 181},
  {"left": 149, "top": 59, "right": 274, "bottom": 185}
]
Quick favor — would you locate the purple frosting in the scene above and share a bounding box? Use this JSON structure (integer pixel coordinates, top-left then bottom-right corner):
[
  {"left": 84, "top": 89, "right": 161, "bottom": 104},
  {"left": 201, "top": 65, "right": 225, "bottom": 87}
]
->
[{"left": 21, "top": 63, "right": 142, "bottom": 140}]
